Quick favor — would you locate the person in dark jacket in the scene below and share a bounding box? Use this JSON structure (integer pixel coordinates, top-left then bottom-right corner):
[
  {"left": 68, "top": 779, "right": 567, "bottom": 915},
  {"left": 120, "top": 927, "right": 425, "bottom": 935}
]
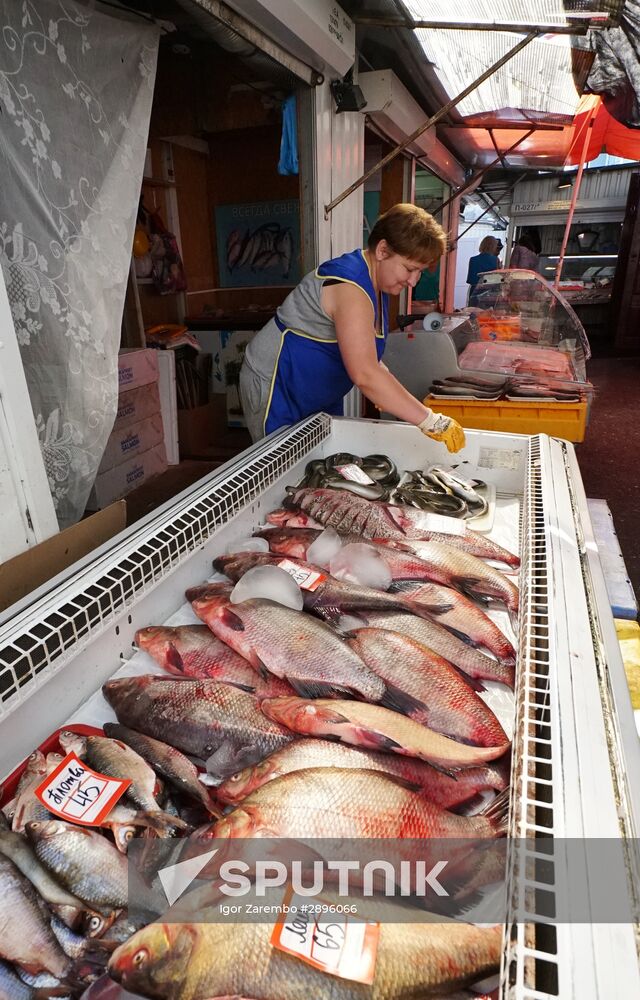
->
[{"left": 466, "top": 236, "right": 499, "bottom": 305}]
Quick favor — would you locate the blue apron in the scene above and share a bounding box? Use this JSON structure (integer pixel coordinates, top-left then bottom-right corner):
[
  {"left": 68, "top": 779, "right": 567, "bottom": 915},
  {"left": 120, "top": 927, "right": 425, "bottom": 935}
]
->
[{"left": 263, "top": 250, "right": 389, "bottom": 435}]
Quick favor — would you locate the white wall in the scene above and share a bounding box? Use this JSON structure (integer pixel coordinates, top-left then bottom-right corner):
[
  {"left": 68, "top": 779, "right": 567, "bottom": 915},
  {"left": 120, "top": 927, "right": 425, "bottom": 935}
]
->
[{"left": 453, "top": 223, "right": 499, "bottom": 309}]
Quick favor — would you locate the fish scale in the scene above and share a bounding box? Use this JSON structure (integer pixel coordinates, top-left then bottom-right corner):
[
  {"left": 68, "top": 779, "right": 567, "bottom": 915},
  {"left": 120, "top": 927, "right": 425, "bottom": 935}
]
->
[
  {"left": 108, "top": 913, "right": 503, "bottom": 1000},
  {"left": 103, "top": 674, "right": 294, "bottom": 782},
  {"left": 216, "top": 738, "right": 510, "bottom": 809},
  {"left": 213, "top": 768, "right": 506, "bottom": 840},
  {"left": 348, "top": 628, "right": 507, "bottom": 746},
  {"left": 260, "top": 698, "right": 510, "bottom": 771},
  {"left": 187, "top": 586, "right": 386, "bottom": 703}
]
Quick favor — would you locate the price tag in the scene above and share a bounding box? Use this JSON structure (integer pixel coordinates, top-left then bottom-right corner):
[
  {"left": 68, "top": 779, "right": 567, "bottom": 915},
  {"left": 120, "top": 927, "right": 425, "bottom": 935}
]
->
[
  {"left": 271, "top": 886, "right": 380, "bottom": 985},
  {"left": 34, "top": 752, "right": 131, "bottom": 826},
  {"left": 335, "top": 464, "right": 375, "bottom": 485},
  {"left": 277, "top": 558, "right": 326, "bottom": 592},
  {"left": 418, "top": 513, "right": 467, "bottom": 535}
]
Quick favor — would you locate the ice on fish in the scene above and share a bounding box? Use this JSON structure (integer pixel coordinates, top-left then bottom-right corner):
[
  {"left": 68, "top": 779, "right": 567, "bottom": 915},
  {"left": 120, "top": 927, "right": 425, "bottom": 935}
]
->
[
  {"left": 229, "top": 565, "right": 304, "bottom": 611},
  {"left": 306, "top": 526, "right": 342, "bottom": 568},
  {"left": 330, "top": 542, "right": 392, "bottom": 591},
  {"left": 225, "top": 536, "right": 270, "bottom": 554}
]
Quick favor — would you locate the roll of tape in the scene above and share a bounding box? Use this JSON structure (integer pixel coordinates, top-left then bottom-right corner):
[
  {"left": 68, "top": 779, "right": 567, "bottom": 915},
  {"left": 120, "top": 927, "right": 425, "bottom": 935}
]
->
[{"left": 423, "top": 312, "right": 443, "bottom": 332}]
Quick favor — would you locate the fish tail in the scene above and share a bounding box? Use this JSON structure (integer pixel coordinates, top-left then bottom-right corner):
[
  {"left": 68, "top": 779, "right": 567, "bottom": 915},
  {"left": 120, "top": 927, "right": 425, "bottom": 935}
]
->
[
  {"left": 479, "top": 787, "right": 511, "bottom": 835},
  {"left": 134, "top": 808, "right": 190, "bottom": 835}
]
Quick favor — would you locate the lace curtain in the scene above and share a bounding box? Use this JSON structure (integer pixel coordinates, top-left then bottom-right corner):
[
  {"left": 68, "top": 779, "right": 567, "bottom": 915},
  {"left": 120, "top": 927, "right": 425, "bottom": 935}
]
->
[{"left": 0, "top": 0, "right": 159, "bottom": 528}]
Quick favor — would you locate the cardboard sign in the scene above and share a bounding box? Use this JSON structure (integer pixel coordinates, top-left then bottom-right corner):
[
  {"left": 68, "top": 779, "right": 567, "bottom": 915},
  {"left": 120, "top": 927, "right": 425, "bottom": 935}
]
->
[
  {"left": 271, "top": 886, "right": 379, "bottom": 985},
  {"left": 277, "top": 559, "right": 326, "bottom": 592},
  {"left": 34, "top": 752, "right": 131, "bottom": 826},
  {"left": 335, "top": 464, "right": 375, "bottom": 485}
]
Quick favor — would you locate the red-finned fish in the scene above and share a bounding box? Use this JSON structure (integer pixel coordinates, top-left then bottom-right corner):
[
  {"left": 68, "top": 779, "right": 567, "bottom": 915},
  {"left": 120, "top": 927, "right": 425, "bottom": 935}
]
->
[
  {"left": 134, "top": 624, "right": 293, "bottom": 697},
  {"left": 260, "top": 697, "right": 510, "bottom": 770},
  {"left": 186, "top": 585, "right": 387, "bottom": 703},
  {"left": 102, "top": 675, "right": 294, "bottom": 782},
  {"left": 284, "top": 488, "right": 519, "bottom": 569},
  {"left": 347, "top": 628, "right": 507, "bottom": 746},
  {"left": 341, "top": 539, "right": 518, "bottom": 611},
  {"left": 266, "top": 507, "right": 324, "bottom": 529},
  {"left": 212, "top": 552, "right": 440, "bottom": 623},
  {"left": 108, "top": 912, "right": 503, "bottom": 999},
  {"left": 216, "top": 737, "right": 510, "bottom": 809},
  {"left": 213, "top": 767, "right": 509, "bottom": 840},
  {"left": 340, "top": 610, "right": 515, "bottom": 689},
  {"left": 390, "top": 580, "right": 516, "bottom": 664},
  {"left": 254, "top": 530, "right": 516, "bottom": 662}
]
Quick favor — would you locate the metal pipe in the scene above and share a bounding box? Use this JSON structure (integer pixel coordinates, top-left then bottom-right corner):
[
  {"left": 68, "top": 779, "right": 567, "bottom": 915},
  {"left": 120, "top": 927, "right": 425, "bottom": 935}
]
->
[
  {"left": 553, "top": 107, "right": 597, "bottom": 289},
  {"left": 324, "top": 32, "right": 538, "bottom": 218},
  {"left": 184, "top": 0, "right": 323, "bottom": 86},
  {"left": 352, "top": 15, "right": 596, "bottom": 34},
  {"left": 433, "top": 129, "right": 534, "bottom": 217},
  {"left": 450, "top": 173, "right": 527, "bottom": 249}
]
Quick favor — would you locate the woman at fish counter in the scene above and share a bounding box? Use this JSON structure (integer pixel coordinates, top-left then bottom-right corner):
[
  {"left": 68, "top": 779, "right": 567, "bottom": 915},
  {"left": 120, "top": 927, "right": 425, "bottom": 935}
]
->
[{"left": 239, "top": 203, "right": 465, "bottom": 453}]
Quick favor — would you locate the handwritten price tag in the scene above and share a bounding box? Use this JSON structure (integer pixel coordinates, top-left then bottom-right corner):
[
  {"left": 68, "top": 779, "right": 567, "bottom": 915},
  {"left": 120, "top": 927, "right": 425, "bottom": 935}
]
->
[
  {"left": 277, "top": 559, "right": 326, "bottom": 592},
  {"left": 271, "top": 886, "right": 379, "bottom": 985},
  {"left": 335, "top": 464, "right": 375, "bottom": 485},
  {"left": 417, "top": 512, "right": 467, "bottom": 535},
  {"left": 34, "top": 752, "right": 131, "bottom": 826}
]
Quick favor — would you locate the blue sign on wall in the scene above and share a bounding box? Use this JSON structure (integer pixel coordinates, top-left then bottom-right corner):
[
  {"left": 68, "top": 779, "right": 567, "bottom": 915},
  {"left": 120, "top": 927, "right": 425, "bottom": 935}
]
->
[{"left": 216, "top": 200, "right": 301, "bottom": 288}]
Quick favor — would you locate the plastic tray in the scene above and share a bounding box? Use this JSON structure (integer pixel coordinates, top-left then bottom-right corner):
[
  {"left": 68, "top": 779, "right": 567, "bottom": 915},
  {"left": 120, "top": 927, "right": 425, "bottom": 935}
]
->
[{"left": 423, "top": 396, "right": 588, "bottom": 443}]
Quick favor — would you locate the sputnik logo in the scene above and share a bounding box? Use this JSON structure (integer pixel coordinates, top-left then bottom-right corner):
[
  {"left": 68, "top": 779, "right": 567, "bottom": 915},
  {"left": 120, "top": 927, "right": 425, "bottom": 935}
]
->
[{"left": 158, "top": 848, "right": 219, "bottom": 905}]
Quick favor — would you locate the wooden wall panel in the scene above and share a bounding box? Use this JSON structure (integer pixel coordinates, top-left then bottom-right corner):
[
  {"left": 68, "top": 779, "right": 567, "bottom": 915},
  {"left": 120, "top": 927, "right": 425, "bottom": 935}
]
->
[{"left": 171, "top": 144, "right": 215, "bottom": 293}]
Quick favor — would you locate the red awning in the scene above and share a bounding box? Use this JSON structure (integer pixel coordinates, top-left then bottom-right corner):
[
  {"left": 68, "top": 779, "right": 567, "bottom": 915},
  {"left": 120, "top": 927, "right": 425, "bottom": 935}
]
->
[{"left": 565, "top": 94, "right": 640, "bottom": 164}]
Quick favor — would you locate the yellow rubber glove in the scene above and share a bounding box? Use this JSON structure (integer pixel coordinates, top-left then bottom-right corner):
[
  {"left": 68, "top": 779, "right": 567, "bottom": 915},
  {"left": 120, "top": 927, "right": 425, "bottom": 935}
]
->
[{"left": 418, "top": 411, "right": 466, "bottom": 453}]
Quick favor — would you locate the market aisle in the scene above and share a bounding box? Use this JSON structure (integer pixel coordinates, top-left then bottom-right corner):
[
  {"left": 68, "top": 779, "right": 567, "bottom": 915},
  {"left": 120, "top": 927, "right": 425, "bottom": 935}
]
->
[{"left": 577, "top": 357, "right": 640, "bottom": 605}]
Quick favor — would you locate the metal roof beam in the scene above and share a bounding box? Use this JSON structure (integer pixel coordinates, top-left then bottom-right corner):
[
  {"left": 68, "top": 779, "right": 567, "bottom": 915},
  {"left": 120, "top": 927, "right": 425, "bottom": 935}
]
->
[
  {"left": 325, "top": 30, "right": 537, "bottom": 217},
  {"left": 352, "top": 14, "right": 605, "bottom": 35}
]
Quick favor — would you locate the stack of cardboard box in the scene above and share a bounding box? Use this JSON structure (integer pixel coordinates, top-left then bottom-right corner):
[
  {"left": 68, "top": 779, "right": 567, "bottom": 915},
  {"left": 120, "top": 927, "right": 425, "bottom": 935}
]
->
[{"left": 87, "top": 349, "right": 169, "bottom": 510}]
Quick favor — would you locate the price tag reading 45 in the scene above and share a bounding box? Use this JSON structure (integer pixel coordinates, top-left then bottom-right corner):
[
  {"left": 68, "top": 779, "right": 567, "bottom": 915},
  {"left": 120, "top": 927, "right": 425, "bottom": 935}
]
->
[
  {"left": 271, "top": 886, "right": 380, "bottom": 985},
  {"left": 34, "top": 751, "right": 131, "bottom": 826}
]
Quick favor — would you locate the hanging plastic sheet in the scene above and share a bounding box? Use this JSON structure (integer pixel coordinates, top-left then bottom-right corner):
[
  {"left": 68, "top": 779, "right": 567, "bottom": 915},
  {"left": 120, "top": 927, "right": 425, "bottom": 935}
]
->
[{"left": 0, "top": 0, "right": 159, "bottom": 528}]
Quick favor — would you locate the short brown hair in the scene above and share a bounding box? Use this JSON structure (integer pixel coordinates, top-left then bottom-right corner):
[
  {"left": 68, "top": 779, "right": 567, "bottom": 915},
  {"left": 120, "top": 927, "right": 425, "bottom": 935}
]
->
[
  {"left": 479, "top": 236, "right": 498, "bottom": 253},
  {"left": 368, "top": 203, "right": 446, "bottom": 265}
]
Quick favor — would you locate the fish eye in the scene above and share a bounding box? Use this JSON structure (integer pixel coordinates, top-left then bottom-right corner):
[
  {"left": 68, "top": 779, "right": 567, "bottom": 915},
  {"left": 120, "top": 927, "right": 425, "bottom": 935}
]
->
[
  {"left": 88, "top": 915, "right": 104, "bottom": 933},
  {"left": 133, "top": 949, "right": 148, "bottom": 966},
  {"left": 124, "top": 830, "right": 135, "bottom": 842}
]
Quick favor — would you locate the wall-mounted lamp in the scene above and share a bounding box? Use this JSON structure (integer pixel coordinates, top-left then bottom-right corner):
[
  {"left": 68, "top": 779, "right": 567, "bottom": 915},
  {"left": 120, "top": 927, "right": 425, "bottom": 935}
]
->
[
  {"left": 557, "top": 176, "right": 574, "bottom": 190},
  {"left": 330, "top": 77, "right": 366, "bottom": 114}
]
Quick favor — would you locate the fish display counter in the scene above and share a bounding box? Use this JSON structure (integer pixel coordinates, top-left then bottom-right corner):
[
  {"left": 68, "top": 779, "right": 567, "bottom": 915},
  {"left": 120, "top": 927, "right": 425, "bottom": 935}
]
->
[
  {"left": 384, "top": 272, "right": 595, "bottom": 442},
  {"left": 0, "top": 415, "right": 638, "bottom": 1000}
]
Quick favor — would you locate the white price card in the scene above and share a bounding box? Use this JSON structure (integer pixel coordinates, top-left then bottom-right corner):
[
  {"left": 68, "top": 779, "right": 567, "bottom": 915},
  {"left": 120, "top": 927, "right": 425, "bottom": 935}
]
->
[
  {"left": 34, "top": 751, "right": 131, "bottom": 826},
  {"left": 277, "top": 558, "right": 326, "bottom": 592},
  {"left": 335, "top": 464, "right": 375, "bottom": 485},
  {"left": 271, "top": 885, "right": 379, "bottom": 985},
  {"left": 417, "top": 512, "right": 467, "bottom": 535}
]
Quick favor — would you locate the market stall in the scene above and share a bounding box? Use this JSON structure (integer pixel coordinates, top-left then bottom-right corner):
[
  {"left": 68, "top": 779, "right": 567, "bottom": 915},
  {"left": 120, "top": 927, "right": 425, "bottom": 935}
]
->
[{"left": 0, "top": 415, "right": 638, "bottom": 999}]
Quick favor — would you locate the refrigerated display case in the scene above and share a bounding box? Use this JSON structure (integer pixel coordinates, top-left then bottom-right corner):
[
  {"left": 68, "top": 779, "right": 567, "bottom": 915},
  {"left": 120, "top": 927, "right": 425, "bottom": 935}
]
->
[{"left": 0, "top": 414, "right": 639, "bottom": 999}]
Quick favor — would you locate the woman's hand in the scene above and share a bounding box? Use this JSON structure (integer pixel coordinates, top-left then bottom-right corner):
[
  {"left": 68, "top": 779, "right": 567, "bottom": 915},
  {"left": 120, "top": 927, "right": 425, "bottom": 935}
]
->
[{"left": 418, "top": 411, "right": 466, "bottom": 452}]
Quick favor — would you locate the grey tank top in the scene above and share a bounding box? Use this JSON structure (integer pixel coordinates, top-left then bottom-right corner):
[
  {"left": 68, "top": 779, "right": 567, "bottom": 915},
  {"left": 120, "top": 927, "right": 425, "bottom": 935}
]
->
[{"left": 244, "top": 267, "right": 346, "bottom": 382}]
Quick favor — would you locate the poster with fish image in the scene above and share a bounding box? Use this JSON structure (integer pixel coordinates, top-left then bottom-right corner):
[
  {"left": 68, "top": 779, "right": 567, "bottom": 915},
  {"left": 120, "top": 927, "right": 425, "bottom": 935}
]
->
[{"left": 216, "top": 200, "right": 301, "bottom": 287}]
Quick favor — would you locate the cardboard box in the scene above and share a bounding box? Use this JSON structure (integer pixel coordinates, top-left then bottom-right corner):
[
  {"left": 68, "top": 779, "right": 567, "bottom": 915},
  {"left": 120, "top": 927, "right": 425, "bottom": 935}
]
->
[
  {"left": 87, "top": 444, "right": 168, "bottom": 510},
  {"left": 113, "top": 382, "right": 162, "bottom": 431},
  {"left": 118, "top": 348, "right": 159, "bottom": 392},
  {"left": 99, "top": 413, "right": 166, "bottom": 474},
  {"left": 177, "top": 399, "right": 223, "bottom": 458},
  {"left": 157, "top": 350, "right": 179, "bottom": 465},
  {"left": 0, "top": 502, "right": 127, "bottom": 614}
]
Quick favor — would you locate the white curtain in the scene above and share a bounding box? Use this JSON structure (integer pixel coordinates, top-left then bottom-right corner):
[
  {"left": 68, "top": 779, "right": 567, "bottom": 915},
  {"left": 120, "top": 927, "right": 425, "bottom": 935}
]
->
[{"left": 0, "top": 0, "right": 159, "bottom": 528}]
